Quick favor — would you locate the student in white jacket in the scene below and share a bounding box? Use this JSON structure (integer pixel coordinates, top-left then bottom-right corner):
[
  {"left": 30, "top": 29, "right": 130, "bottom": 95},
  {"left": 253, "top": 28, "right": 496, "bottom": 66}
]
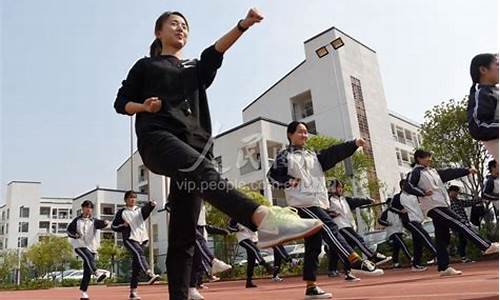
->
[
  {"left": 404, "top": 149, "right": 499, "bottom": 276},
  {"left": 378, "top": 198, "right": 411, "bottom": 269},
  {"left": 228, "top": 219, "right": 274, "bottom": 288},
  {"left": 327, "top": 180, "right": 392, "bottom": 269},
  {"left": 268, "top": 121, "right": 383, "bottom": 299},
  {"left": 67, "top": 200, "right": 110, "bottom": 300},
  {"left": 112, "top": 191, "right": 161, "bottom": 300}
]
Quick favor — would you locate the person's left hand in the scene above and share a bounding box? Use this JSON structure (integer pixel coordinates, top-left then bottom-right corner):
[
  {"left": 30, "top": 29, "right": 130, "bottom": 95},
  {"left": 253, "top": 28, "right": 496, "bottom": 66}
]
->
[
  {"left": 355, "top": 138, "right": 366, "bottom": 148},
  {"left": 241, "top": 8, "right": 264, "bottom": 29}
]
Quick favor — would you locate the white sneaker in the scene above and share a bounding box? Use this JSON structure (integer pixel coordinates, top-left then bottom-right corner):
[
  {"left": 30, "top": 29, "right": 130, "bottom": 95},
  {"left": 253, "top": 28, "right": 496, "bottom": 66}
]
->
[
  {"left": 188, "top": 287, "right": 205, "bottom": 300},
  {"left": 439, "top": 267, "right": 462, "bottom": 277},
  {"left": 211, "top": 258, "right": 232, "bottom": 274},
  {"left": 272, "top": 276, "right": 283, "bottom": 282},
  {"left": 373, "top": 253, "right": 392, "bottom": 266},
  {"left": 411, "top": 265, "right": 428, "bottom": 272},
  {"left": 94, "top": 269, "right": 108, "bottom": 283},
  {"left": 80, "top": 291, "right": 89, "bottom": 300},
  {"left": 484, "top": 242, "right": 499, "bottom": 255},
  {"left": 129, "top": 291, "right": 142, "bottom": 300},
  {"left": 256, "top": 207, "right": 323, "bottom": 249}
]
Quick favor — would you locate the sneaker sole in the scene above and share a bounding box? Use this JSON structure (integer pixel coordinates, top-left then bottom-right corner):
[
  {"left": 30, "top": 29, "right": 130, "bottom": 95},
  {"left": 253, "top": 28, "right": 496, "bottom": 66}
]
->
[
  {"left": 96, "top": 274, "right": 107, "bottom": 283},
  {"left": 147, "top": 275, "right": 160, "bottom": 285},
  {"left": 304, "top": 293, "right": 333, "bottom": 299},
  {"left": 440, "top": 272, "right": 462, "bottom": 276},
  {"left": 375, "top": 257, "right": 392, "bottom": 266},
  {"left": 351, "top": 268, "right": 384, "bottom": 277},
  {"left": 411, "top": 268, "right": 428, "bottom": 272},
  {"left": 212, "top": 265, "right": 232, "bottom": 274},
  {"left": 257, "top": 222, "right": 323, "bottom": 249},
  {"left": 484, "top": 247, "right": 499, "bottom": 255}
]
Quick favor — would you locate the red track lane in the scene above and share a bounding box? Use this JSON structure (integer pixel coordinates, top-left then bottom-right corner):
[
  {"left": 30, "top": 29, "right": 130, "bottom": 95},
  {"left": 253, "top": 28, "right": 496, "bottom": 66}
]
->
[{"left": 1, "top": 260, "right": 498, "bottom": 300}]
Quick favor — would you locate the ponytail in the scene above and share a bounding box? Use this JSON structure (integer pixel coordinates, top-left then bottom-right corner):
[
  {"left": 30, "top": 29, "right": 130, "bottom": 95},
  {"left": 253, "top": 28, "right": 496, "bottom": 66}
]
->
[
  {"left": 469, "top": 53, "right": 497, "bottom": 94},
  {"left": 150, "top": 38, "right": 162, "bottom": 57}
]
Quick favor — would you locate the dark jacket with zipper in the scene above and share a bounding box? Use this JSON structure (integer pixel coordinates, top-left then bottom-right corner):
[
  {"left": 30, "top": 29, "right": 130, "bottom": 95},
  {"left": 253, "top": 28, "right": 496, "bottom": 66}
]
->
[
  {"left": 114, "top": 45, "right": 224, "bottom": 150},
  {"left": 467, "top": 84, "right": 499, "bottom": 141}
]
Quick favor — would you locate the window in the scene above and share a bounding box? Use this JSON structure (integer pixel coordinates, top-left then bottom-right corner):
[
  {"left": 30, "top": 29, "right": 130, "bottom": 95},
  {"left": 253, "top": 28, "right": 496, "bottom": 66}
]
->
[
  {"left": 52, "top": 208, "right": 57, "bottom": 219},
  {"left": 315, "top": 46, "right": 329, "bottom": 58},
  {"left": 17, "top": 237, "right": 28, "bottom": 248},
  {"left": 19, "top": 207, "right": 29, "bottom": 218},
  {"left": 51, "top": 223, "right": 57, "bottom": 234},
  {"left": 0, "top": 224, "right": 4, "bottom": 235},
  {"left": 139, "top": 165, "right": 147, "bottom": 182},
  {"left": 351, "top": 76, "right": 379, "bottom": 200},
  {"left": 58, "top": 209, "right": 69, "bottom": 219},
  {"left": 290, "top": 91, "right": 314, "bottom": 121},
  {"left": 305, "top": 120, "right": 317, "bottom": 135},
  {"left": 238, "top": 144, "right": 261, "bottom": 176},
  {"left": 40, "top": 207, "right": 51, "bottom": 218},
  {"left": 139, "top": 185, "right": 149, "bottom": 193},
  {"left": 101, "top": 204, "right": 114, "bottom": 216},
  {"left": 1, "top": 211, "right": 5, "bottom": 221},
  {"left": 58, "top": 223, "right": 68, "bottom": 233},
  {"left": 39, "top": 221, "right": 50, "bottom": 233},
  {"left": 18, "top": 222, "right": 29, "bottom": 233},
  {"left": 7, "top": 209, "right": 9, "bottom": 219}
]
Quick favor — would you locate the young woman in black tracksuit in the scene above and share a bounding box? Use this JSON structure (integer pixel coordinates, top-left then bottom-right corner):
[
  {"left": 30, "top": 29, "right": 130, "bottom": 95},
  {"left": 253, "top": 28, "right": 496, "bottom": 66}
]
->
[
  {"left": 112, "top": 191, "right": 160, "bottom": 300},
  {"left": 114, "top": 9, "right": 321, "bottom": 300},
  {"left": 467, "top": 53, "right": 498, "bottom": 161},
  {"left": 404, "top": 150, "right": 498, "bottom": 276},
  {"left": 483, "top": 160, "right": 499, "bottom": 215}
]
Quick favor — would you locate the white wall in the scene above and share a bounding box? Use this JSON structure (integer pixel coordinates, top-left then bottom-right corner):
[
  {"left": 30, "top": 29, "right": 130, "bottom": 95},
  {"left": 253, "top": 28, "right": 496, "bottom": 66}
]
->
[
  {"left": 214, "top": 119, "right": 288, "bottom": 203},
  {"left": 242, "top": 27, "right": 402, "bottom": 199}
]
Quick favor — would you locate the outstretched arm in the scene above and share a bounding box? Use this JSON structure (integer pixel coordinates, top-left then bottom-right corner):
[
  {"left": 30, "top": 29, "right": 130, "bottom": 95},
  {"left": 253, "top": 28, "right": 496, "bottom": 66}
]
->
[
  {"left": 214, "top": 8, "right": 263, "bottom": 54},
  {"left": 316, "top": 139, "right": 363, "bottom": 171}
]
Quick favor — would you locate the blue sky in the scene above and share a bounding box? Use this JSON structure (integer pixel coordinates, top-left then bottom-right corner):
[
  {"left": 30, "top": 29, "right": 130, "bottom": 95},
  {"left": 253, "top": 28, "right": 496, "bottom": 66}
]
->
[{"left": 1, "top": 0, "right": 497, "bottom": 199}]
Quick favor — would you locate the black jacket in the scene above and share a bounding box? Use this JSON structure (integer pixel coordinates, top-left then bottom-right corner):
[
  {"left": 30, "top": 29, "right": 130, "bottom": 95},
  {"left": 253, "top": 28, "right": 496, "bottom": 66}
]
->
[
  {"left": 467, "top": 84, "right": 499, "bottom": 141},
  {"left": 114, "top": 45, "right": 224, "bottom": 150},
  {"left": 483, "top": 175, "right": 499, "bottom": 201}
]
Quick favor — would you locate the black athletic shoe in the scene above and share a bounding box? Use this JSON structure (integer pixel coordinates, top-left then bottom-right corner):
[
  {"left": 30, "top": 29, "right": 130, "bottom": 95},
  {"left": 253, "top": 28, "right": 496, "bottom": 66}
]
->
[
  {"left": 327, "top": 270, "right": 339, "bottom": 278},
  {"left": 351, "top": 259, "right": 384, "bottom": 276},
  {"left": 246, "top": 280, "right": 257, "bottom": 288},
  {"left": 304, "top": 286, "right": 332, "bottom": 299},
  {"left": 146, "top": 273, "right": 160, "bottom": 285},
  {"left": 461, "top": 257, "right": 475, "bottom": 263}
]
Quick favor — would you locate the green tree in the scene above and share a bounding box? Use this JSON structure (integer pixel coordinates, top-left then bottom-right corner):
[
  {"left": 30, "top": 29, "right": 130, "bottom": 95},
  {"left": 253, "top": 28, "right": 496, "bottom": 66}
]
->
[
  {"left": 25, "top": 235, "right": 73, "bottom": 279},
  {"left": 0, "top": 250, "right": 18, "bottom": 284},
  {"left": 420, "top": 97, "right": 489, "bottom": 198},
  {"left": 97, "top": 239, "right": 127, "bottom": 277},
  {"left": 305, "top": 135, "right": 379, "bottom": 196}
]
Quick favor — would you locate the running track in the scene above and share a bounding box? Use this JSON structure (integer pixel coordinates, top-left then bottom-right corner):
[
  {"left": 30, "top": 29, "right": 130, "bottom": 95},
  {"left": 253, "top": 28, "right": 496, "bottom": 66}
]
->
[{"left": 1, "top": 259, "right": 498, "bottom": 300}]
